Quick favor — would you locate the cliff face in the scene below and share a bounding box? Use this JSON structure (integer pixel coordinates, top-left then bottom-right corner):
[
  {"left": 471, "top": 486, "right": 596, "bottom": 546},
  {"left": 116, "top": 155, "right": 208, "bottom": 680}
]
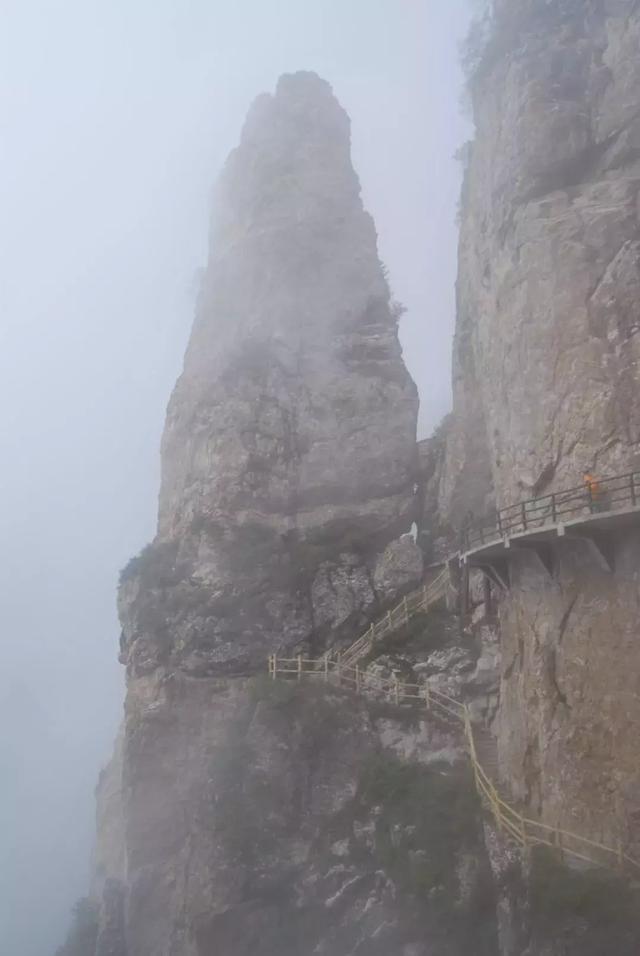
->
[{"left": 435, "top": 0, "right": 640, "bottom": 866}]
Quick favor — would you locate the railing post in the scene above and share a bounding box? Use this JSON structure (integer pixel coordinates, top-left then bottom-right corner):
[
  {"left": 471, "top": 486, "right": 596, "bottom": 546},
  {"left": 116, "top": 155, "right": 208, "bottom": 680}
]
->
[
  {"left": 483, "top": 574, "right": 492, "bottom": 618},
  {"left": 403, "top": 596, "right": 408, "bottom": 625},
  {"left": 324, "top": 652, "right": 329, "bottom": 682},
  {"left": 630, "top": 473, "right": 637, "bottom": 508},
  {"left": 393, "top": 674, "right": 400, "bottom": 705},
  {"left": 520, "top": 814, "right": 528, "bottom": 849},
  {"left": 464, "top": 710, "right": 476, "bottom": 761},
  {"left": 424, "top": 684, "right": 430, "bottom": 711},
  {"left": 473, "top": 762, "right": 481, "bottom": 801},
  {"left": 492, "top": 785, "right": 502, "bottom": 831},
  {"left": 497, "top": 511, "right": 503, "bottom": 537},
  {"left": 272, "top": 654, "right": 278, "bottom": 680},
  {"left": 462, "top": 562, "right": 470, "bottom": 617},
  {"left": 297, "top": 654, "right": 302, "bottom": 681},
  {"left": 521, "top": 501, "right": 527, "bottom": 531},
  {"left": 555, "top": 826, "right": 563, "bottom": 861},
  {"left": 551, "top": 492, "right": 557, "bottom": 523}
]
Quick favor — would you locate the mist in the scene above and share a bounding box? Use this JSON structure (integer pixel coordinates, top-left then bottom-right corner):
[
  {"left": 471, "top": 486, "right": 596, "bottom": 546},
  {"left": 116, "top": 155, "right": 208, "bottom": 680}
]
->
[{"left": 0, "top": 2, "right": 471, "bottom": 953}]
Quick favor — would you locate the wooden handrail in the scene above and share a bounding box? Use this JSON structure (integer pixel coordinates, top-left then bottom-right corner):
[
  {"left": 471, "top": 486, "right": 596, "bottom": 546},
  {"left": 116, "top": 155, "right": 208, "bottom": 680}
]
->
[
  {"left": 268, "top": 646, "right": 640, "bottom": 875},
  {"left": 335, "top": 568, "right": 451, "bottom": 668}
]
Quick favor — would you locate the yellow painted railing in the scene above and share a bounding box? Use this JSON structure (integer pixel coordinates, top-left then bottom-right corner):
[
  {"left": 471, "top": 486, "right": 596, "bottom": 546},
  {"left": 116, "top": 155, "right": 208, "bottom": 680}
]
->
[
  {"left": 335, "top": 568, "right": 451, "bottom": 668},
  {"left": 267, "top": 652, "right": 640, "bottom": 876}
]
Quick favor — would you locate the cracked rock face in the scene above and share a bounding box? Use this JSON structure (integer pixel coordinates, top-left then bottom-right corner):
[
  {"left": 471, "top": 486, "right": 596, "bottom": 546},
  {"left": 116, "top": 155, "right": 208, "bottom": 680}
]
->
[
  {"left": 119, "top": 71, "right": 418, "bottom": 678},
  {"left": 442, "top": 0, "right": 640, "bottom": 861}
]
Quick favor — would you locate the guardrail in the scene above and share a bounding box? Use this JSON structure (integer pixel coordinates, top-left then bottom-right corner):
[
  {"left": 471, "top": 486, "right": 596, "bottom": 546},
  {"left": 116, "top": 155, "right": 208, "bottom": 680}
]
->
[
  {"left": 462, "top": 470, "right": 640, "bottom": 552},
  {"left": 267, "top": 653, "right": 640, "bottom": 876}
]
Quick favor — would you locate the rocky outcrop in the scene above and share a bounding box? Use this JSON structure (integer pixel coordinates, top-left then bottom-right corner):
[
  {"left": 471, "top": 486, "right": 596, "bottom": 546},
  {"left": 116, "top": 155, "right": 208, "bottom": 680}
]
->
[{"left": 439, "top": 0, "right": 640, "bottom": 876}]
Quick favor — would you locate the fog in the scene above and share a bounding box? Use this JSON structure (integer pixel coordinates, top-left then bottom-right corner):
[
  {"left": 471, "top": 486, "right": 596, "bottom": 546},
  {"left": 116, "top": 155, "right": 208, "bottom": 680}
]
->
[{"left": 0, "top": 2, "right": 471, "bottom": 953}]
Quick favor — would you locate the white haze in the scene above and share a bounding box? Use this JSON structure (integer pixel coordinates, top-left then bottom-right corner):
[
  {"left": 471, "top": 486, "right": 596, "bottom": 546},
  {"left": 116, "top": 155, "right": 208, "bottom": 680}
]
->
[{"left": 0, "top": 2, "right": 471, "bottom": 953}]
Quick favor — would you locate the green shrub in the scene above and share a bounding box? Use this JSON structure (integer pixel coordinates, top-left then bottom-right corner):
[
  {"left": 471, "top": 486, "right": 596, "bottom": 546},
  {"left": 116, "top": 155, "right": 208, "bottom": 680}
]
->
[
  {"left": 529, "top": 846, "right": 639, "bottom": 928},
  {"left": 55, "top": 898, "right": 99, "bottom": 956},
  {"left": 248, "top": 674, "right": 300, "bottom": 708},
  {"left": 357, "top": 752, "right": 479, "bottom": 903},
  {"left": 211, "top": 732, "right": 277, "bottom": 863},
  {"left": 119, "top": 540, "right": 181, "bottom": 588},
  {"left": 248, "top": 677, "right": 352, "bottom": 745},
  {"left": 359, "top": 609, "right": 448, "bottom": 666}
]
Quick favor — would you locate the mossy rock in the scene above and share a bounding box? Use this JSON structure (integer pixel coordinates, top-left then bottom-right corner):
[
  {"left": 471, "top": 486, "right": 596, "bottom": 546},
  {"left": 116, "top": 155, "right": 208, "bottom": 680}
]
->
[
  {"left": 119, "top": 539, "right": 183, "bottom": 588},
  {"left": 529, "top": 845, "right": 640, "bottom": 928},
  {"left": 357, "top": 752, "right": 479, "bottom": 900}
]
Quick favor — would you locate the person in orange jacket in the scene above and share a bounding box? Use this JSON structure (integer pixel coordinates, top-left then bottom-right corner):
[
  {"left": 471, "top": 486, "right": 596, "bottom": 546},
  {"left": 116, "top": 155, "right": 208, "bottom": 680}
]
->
[{"left": 583, "top": 471, "right": 604, "bottom": 511}]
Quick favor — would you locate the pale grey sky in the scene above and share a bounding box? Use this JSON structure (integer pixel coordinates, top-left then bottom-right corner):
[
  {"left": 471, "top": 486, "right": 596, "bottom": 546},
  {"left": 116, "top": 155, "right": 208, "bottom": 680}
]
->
[{"left": 0, "top": 2, "right": 471, "bottom": 952}]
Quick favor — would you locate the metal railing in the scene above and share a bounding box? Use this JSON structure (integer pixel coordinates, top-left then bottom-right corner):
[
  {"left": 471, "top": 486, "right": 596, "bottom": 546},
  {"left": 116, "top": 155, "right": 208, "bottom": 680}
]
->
[
  {"left": 462, "top": 470, "right": 640, "bottom": 552},
  {"left": 268, "top": 653, "right": 640, "bottom": 876}
]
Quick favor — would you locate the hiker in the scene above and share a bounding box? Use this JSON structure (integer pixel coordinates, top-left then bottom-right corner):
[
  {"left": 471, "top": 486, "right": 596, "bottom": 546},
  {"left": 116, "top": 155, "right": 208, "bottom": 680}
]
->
[{"left": 583, "top": 471, "right": 606, "bottom": 512}]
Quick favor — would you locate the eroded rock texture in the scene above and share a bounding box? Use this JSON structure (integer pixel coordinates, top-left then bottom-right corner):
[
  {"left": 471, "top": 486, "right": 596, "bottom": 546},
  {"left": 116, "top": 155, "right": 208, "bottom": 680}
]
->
[{"left": 437, "top": 0, "right": 640, "bottom": 866}]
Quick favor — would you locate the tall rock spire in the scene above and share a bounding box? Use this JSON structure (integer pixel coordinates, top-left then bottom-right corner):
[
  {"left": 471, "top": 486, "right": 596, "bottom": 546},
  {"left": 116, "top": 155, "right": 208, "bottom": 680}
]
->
[
  {"left": 120, "top": 72, "right": 419, "bottom": 677},
  {"left": 93, "top": 75, "right": 434, "bottom": 956}
]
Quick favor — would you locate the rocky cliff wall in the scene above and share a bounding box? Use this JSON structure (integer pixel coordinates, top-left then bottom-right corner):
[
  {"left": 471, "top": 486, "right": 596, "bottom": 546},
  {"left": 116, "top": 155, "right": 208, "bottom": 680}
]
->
[{"left": 434, "top": 0, "right": 640, "bottom": 862}]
